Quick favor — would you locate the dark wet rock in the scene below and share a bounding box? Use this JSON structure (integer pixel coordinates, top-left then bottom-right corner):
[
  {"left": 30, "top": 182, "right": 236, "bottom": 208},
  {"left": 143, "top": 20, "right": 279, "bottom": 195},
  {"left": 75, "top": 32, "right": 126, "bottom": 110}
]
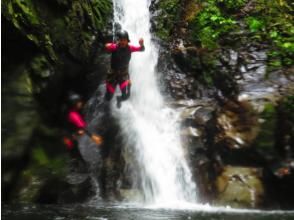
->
[
  {"left": 215, "top": 100, "right": 259, "bottom": 149},
  {"left": 99, "top": 157, "right": 124, "bottom": 201},
  {"left": 36, "top": 174, "right": 96, "bottom": 204},
  {"left": 274, "top": 97, "right": 294, "bottom": 159},
  {"left": 215, "top": 166, "right": 264, "bottom": 208},
  {"left": 2, "top": 61, "right": 40, "bottom": 202},
  {"left": 264, "top": 159, "right": 294, "bottom": 209},
  {"left": 181, "top": 126, "right": 202, "bottom": 138},
  {"left": 192, "top": 156, "right": 215, "bottom": 203},
  {"left": 243, "top": 93, "right": 294, "bottom": 165},
  {"left": 158, "top": 56, "right": 203, "bottom": 99},
  {"left": 96, "top": 122, "right": 125, "bottom": 201},
  {"left": 176, "top": 99, "right": 216, "bottom": 139},
  {"left": 61, "top": 175, "right": 96, "bottom": 203},
  {"left": 173, "top": 99, "right": 219, "bottom": 202},
  {"left": 15, "top": 167, "right": 96, "bottom": 204}
]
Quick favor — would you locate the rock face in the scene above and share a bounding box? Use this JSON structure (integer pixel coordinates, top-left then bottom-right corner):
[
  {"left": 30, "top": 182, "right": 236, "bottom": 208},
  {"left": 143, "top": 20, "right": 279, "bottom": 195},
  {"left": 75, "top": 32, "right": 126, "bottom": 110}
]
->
[
  {"left": 151, "top": 0, "right": 294, "bottom": 209},
  {"left": 2, "top": 0, "right": 113, "bottom": 203}
]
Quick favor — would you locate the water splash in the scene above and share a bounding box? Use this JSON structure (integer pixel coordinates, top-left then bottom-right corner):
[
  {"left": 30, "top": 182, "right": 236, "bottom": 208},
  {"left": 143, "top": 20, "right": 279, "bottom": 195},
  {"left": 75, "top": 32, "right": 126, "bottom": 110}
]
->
[{"left": 111, "top": 0, "right": 197, "bottom": 204}]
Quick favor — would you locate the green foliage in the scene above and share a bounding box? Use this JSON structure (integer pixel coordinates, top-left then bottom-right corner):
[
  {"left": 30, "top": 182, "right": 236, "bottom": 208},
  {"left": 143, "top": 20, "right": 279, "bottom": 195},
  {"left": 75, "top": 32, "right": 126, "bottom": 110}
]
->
[
  {"left": 190, "top": 2, "right": 237, "bottom": 48},
  {"left": 268, "top": 28, "right": 294, "bottom": 65},
  {"left": 245, "top": 0, "right": 294, "bottom": 69},
  {"left": 216, "top": 0, "right": 248, "bottom": 11},
  {"left": 153, "top": 0, "right": 181, "bottom": 40},
  {"left": 154, "top": 0, "right": 293, "bottom": 70},
  {"left": 246, "top": 17, "right": 264, "bottom": 32}
]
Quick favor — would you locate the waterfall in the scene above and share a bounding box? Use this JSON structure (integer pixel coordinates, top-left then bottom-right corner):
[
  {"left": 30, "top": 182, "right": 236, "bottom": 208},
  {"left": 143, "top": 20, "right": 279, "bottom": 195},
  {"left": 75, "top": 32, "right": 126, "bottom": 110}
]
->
[{"left": 111, "top": 0, "right": 197, "bottom": 204}]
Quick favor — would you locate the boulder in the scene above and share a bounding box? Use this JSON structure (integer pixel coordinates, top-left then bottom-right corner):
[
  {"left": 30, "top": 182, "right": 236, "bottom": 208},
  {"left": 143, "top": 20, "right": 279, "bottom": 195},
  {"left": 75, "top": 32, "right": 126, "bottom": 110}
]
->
[{"left": 215, "top": 166, "right": 264, "bottom": 208}]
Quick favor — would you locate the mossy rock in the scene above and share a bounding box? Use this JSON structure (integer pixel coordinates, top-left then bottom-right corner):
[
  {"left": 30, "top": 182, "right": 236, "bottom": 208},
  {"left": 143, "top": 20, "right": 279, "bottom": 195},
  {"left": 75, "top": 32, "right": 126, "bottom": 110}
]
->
[{"left": 215, "top": 166, "right": 264, "bottom": 208}]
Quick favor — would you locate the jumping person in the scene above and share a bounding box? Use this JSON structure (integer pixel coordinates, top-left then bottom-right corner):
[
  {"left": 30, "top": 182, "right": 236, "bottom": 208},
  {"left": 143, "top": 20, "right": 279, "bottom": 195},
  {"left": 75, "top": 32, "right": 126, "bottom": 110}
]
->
[{"left": 104, "top": 30, "right": 145, "bottom": 108}]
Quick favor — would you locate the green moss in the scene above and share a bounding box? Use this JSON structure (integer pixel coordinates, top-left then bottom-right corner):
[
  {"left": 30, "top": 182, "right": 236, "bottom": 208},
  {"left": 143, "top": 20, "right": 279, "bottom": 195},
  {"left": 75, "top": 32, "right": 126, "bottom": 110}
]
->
[
  {"left": 2, "top": 0, "right": 39, "bottom": 33},
  {"left": 32, "top": 147, "right": 67, "bottom": 173},
  {"left": 2, "top": 0, "right": 59, "bottom": 62},
  {"left": 2, "top": 0, "right": 112, "bottom": 63},
  {"left": 17, "top": 148, "right": 67, "bottom": 202}
]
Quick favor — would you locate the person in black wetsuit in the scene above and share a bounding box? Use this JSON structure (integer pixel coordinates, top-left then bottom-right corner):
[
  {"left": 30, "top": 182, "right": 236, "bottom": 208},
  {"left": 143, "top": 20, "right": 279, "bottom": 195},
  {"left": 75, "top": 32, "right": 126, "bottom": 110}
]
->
[
  {"left": 62, "top": 93, "right": 103, "bottom": 167},
  {"left": 104, "top": 30, "right": 145, "bottom": 108}
]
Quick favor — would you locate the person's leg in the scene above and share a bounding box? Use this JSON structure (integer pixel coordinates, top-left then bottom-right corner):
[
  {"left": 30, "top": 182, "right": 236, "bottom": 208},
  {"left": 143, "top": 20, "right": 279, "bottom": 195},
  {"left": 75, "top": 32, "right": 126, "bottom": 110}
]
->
[
  {"left": 104, "top": 71, "right": 117, "bottom": 101},
  {"left": 120, "top": 79, "right": 131, "bottom": 101},
  {"left": 116, "top": 72, "right": 131, "bottom": 108},
  {"left": 104, "top": 81, "right": 116, "bottom": 101}
]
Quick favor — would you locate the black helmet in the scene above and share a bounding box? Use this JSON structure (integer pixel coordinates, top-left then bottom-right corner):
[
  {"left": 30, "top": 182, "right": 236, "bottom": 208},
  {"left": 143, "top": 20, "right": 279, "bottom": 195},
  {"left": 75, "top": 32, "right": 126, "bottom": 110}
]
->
[
  {"left": 67, "top": 92, "right": 82, "bottom": 107},
  {"left": 117, "top": 30, "right": 130, "bottom": 42}
]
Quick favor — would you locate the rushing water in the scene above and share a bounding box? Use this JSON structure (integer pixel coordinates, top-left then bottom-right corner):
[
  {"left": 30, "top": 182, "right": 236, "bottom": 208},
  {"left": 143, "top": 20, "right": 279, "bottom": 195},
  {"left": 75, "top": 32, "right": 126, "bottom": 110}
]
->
[
  {"left": 111, "top": 0, "right": 197, "bottom": 204},
  {"left": 3, "top": 203, "right": 294, "bottom": 220}
]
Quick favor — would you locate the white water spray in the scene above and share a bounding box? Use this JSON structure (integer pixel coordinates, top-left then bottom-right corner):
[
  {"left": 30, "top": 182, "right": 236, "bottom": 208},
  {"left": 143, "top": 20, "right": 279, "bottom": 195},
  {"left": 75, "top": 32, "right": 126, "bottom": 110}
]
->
[{"left": 112, "top": 0, "right": 197, "bottom": 204}]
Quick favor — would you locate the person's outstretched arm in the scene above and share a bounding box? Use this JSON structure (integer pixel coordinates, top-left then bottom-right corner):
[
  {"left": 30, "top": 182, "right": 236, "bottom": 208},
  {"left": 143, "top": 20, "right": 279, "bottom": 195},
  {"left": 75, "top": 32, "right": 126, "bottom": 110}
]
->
[
  {"left": 129, "top": 38, "right": 145, "bottom": 52},
  {"left": 105, "top": 43, "right": 117, "bottom": 52},
  {"left": 68, "top": 111, "right": 103, "bottom": 145}
]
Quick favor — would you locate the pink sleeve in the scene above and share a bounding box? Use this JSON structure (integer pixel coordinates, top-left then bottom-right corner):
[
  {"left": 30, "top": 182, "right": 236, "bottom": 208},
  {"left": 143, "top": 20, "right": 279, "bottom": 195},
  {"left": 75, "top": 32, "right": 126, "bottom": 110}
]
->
[
  {"left": 129, "top": 45, "right": 144, "bottom": 52},
  {"left": 105, "top": 43, "right": 117, "bottom": 52},
  {"left": 68, "top": 111, "right": 86, "bottom": 129}
]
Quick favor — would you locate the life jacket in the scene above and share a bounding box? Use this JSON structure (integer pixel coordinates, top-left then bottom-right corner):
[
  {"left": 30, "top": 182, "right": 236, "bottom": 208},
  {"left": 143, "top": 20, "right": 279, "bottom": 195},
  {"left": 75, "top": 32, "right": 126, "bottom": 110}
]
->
[{"left": 111, "top": 46, "right": 131, "bottom": 71}]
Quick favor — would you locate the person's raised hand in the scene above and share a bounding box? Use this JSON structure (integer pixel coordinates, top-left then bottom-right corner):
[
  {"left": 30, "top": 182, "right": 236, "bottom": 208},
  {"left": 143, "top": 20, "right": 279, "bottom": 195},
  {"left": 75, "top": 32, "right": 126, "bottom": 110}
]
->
[{"left": 139, "top": 38, "right": 144, "bottom": 46}]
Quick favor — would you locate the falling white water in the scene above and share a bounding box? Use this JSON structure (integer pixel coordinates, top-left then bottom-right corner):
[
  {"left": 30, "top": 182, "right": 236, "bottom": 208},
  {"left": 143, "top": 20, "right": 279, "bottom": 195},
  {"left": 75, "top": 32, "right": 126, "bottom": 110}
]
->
[{"left": 111, "top": 0, "right": 197, "bottom": 204}]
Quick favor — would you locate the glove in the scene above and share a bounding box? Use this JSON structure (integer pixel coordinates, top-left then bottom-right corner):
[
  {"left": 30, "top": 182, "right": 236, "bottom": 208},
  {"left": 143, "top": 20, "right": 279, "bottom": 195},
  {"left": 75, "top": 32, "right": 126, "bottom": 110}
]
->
[
  {"left": 139, "top": 38, "right": 144, "bottom": 46},
  {"left": 91, "top": 134, "right": 103, "bottom": 145}
]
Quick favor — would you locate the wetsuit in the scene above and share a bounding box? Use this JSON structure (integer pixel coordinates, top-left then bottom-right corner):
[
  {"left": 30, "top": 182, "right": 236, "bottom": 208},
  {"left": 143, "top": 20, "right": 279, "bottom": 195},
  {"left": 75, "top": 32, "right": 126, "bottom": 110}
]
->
[
  {"left": 63, "top": 109, "right": 87, "bottom": 160},
  {"left": 105, "top": 43, "right": 145, "bottom": 102}
]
